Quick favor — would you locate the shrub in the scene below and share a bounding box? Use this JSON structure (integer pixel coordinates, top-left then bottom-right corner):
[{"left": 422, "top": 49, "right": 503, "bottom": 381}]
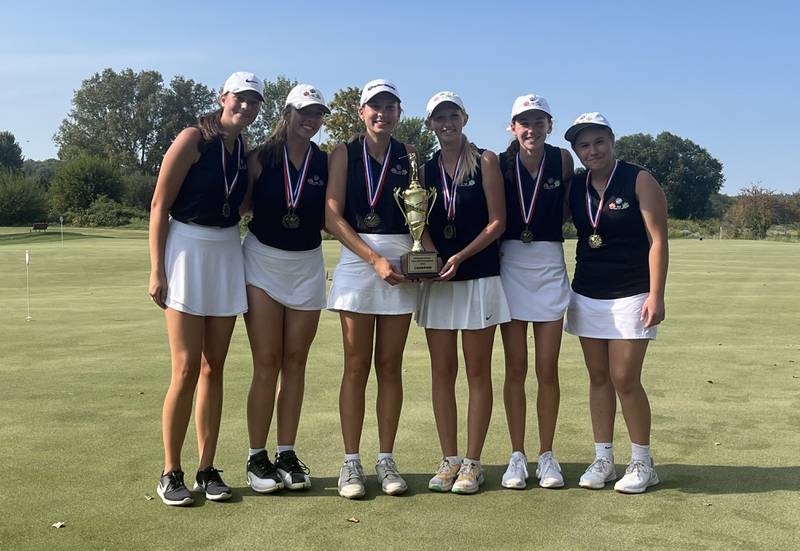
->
[
  {"left": 68, "top": 195, "right": 147, "bottom": 227},
  {"left": 122, "top": 172, "right": 156, "bottom": 211},
  {"left": 0, "top": 170, "right": 48, "bottom": 225},
  {"left": 50, "top": 155, "right": 123, "bottom": 213}
]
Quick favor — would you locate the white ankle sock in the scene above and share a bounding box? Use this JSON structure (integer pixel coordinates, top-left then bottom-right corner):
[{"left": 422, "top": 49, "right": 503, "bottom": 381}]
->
[
  {"left": 595, "top": 442, "right": 613, "bottom": 461},
  {"left": 249, "top": 447, "right": 266, "bottom": 458},
  {"left": 446, "top": 455, "right": 461, "bottom": 466},
  {"left": 630, "top": 442, "right": 651, "bottom": 463},
  {"left": 377, "top": 452, "right": 394, "bottom": 461},
  {"left": 538, "top": 451, "right": 553, "bottom": 461},
  {"left": 344, "top": 453, "right": 360, "bottom": 463},
  {"left": 464, "top": 457, "right": 480, "bottom": 466},
  {"left": 276, "top": 445, "right": 294, "bottom": 455}
]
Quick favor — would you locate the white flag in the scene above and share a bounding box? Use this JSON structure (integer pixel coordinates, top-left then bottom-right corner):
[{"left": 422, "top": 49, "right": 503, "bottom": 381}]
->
[{"left": 25, "top": 250, "right": 30, "bottom": 267}]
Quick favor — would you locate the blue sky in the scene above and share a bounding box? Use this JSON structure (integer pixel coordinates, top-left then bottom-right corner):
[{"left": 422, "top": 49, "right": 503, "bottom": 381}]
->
[{"left": 3, "top": 0, "right": 798, "bottom": 194}]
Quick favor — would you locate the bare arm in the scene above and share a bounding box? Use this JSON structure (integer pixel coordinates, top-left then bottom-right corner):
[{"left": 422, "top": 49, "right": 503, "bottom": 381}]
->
[
  {"left": 561, "top": 148, "right": 575, "bottom": 222},
  {"left": 438, "top": 149, "right": 506, "bottom": 281},
  {"left": 636, "top": 170, "right": 669, "bottom": 327},
  {"left": 239, "top": 149, "right": 261, "bottom": 217},
  {"left": 148, "top": 127, "right": 202, "bottom": 308},
  {"left": 325, "top": 143, "right": 406, "bottom": 285}
]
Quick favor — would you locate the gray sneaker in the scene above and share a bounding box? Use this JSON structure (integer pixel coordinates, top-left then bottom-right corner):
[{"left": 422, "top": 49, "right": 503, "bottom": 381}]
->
[
  {"left": 338, "top": 459, "right": 366, "bottom": 499},
  {"left": 375, "top": 457, "right": 408, "bottom": 495}
]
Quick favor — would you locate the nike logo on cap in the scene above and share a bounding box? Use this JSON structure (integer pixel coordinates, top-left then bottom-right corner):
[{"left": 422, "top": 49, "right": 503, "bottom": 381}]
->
[{"left": 246, "top": 79, "right": 258, "bottom": 83}]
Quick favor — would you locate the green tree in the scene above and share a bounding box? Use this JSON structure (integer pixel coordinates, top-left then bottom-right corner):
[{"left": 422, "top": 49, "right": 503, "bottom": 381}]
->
[
  {"left": 614, "top": 132, "right": 724, "bottom": 219},
  {"left": 324, "top": 86, "right": 362, "bottom": 149},
  {"left": 393, "top": 117, "right": 436, "bottom": 162},
  {"left": 0, "top": 131, "right": 24, "bottom": 171},
  {"left": 724, "top": 185, "right": 776, "bottom": 238},
  {"left": 242, "top": 75, "right": 298, "bottom": 148},
  {"left": 22, "top": 158, "right": 61, "bottom": 190},
  {"left": 50, "top": 155, "right": 123, "bottom": 213},
  {"left": 55, "top": 68, "right": 215, "bottom": 175},
  {"left": 0, "top": 170, "right": 48, "bottom": 225}
]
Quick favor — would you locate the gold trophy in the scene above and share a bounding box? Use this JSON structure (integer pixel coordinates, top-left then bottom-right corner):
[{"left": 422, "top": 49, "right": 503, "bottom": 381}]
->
[{"left": 393, "top": 152, "right": 440, "bottom": 277}]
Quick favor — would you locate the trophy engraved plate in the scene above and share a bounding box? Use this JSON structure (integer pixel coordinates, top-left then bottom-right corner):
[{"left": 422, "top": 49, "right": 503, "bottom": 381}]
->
[{"left": 393, "top": 152, "right": 440, "bottom": 278}]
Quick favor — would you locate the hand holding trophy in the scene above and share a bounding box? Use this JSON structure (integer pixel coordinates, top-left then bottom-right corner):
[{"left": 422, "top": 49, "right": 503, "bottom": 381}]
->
[{"left": 393, "top": 152, "right": 440, "bottom": 277}]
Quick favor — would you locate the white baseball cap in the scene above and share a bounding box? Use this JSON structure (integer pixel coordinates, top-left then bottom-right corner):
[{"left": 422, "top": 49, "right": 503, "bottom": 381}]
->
[
  {"left": 510, "top": 94, "right": 552, "bottom": 119},
  {"left": 360, "top": 79, "right": 401, "bottom": 106},
  {"left": 426, "top": 91, "right": 466, "bottom": 118},
  {"left": 286, "top": 84, "right": 330, "bottom": 113},
  {"left": 222, "top": 72, "right": 264, "bottom": 101},
  {"left": 564, "top": 112, "right": 613, "bottom": 143}
]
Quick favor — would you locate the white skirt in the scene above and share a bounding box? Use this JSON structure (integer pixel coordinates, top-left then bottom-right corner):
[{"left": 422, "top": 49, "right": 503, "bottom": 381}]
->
[
  {"left": 416, "top": 276, "right": 511, "bottom": 330},
  {"left": 500, "top": 240, "right": 570, "bottom": 322},
  {"left": 564, "top": 290, "right": 658, "bottom": 340},
  {"left": 164, "top": 219, "right": 247, "bottom": 316},
  {"left": 243, "top": 232, "right": 326, "bottom": 311},
  {"left": 328, "top": 233, "right": 418, "bottom": 315}
]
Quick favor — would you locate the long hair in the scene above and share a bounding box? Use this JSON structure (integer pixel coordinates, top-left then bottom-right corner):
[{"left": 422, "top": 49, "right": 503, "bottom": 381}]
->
[
  {"left": 453, "top": 134, "right": 480, "bottom": 186},
  {"left": 197, "top": 108, "right": 224, "bottom": 144},
  {"left": 257, "top": 106, "right": 292, "bottom": 168}
]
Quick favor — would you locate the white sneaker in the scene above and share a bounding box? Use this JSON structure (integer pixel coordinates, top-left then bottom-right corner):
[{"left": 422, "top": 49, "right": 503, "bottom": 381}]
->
[
  {"left": 428, "top": 458, "right": 461, "bottom": 492},
  {"left": 451, "top": 460, "right": 484, "bottom": 494},
  {"left": 579, "top": 457, "right": 617, "bottom": 489},
  {"left": 375, "top": 457, "right": 408, "bottom": 495},
  {"left": 501, "top": 452, "right": 529, "bottom": 489},
  {"left": 536, "top": 452, "right": 565, "bottom": 488},
  {"left": 614, "top": 458, "right": 659, "bottom": 494},
  {"left": 337, "top": 460, "right": 366, "bottom": 499}
]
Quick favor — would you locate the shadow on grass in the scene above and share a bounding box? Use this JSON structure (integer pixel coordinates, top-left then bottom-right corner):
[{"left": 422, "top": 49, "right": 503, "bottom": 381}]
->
[
  {"left": 656, "top": 463, "right": 800, "bottom": 494},
  {"left": 0, "top": 231, "right": 109, "bottom": 243}
]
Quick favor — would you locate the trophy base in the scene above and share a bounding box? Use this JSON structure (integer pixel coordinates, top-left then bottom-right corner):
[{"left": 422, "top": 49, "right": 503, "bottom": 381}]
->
[{"left": 401, "top": 251, "right": 440, "bottom": 278}]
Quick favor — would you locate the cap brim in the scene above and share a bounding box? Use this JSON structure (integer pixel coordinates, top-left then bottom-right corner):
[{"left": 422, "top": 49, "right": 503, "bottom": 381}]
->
[
  {"left": 361, "top": 90, "right": 401, "bottom": 106},
  {"left": 291, "top": 100, "right": 331, "bottom": 114},
  {"left": 565, "top": 122, "right": 609, "bottom": 143}
]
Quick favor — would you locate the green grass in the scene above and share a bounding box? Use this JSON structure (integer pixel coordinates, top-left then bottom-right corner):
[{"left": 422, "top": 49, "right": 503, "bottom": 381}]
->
[{"left": 1, "top": 227, "right": 798, "bottom": 550}]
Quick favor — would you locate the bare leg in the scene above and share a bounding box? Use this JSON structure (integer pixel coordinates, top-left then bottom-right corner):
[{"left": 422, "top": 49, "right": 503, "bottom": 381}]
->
[
  {"left": 426, "top": 329, "right": 459, "bottom": 457},
  {"left": 532, "top": 319, "right": 563, "bottom": 455},
  {"left": 501, "top": 320, "right": 528, "bottom": 454},
  {"left": 608, "top": 339, "right": 651, "bottom": 445},
  {"left": 374, "top": 314, "right": 412, "bottom": 453},
  {"left": 339, "top": 312, "right": 375, "bottom": 454},
  {"left": 462, "top": 326, "right": 496, "bottom": 460},
  {"left": 579, "top": 337, "right": 616, "bottom": 443}
]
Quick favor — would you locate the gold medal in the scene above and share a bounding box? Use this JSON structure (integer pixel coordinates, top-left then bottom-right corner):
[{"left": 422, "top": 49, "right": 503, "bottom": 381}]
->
[
  {"left": 443, "top": 223, "right": 456, "bottom": 240},
  {"left": 520, "top": 228, "right": 534, "bottom": 243},
  {"left": 588, "top": 233, "right": 603, "bottom": 248},
  {"left": 282, "top": 211, "right": 301, "bottom": 229},
  {"left": 364, "top": 211, "right": 381, "bottom": 228}
]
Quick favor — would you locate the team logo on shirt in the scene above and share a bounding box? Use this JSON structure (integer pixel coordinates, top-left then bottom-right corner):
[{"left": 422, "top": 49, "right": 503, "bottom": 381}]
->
[
  {"left": 459, "top": 178, "right": 476, "bottom": 187},
  {"left": 307, "top": 175, "right": 325, "bottom": 186},
  {"left": 607, "top": 197, "right": 630, "bottom": 210},
  {"left": 543, "top": 177, "right": 561, "bottom": 190},
  {"left": 390, "top": 163, "right": 408, "bottom": 176}
]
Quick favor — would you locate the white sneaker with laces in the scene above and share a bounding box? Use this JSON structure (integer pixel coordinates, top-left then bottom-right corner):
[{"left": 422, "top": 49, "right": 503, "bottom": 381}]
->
[
  {"left": 501, "top": 452, "right": 529, "bottom": 489},
  {"left": 614, "top": 458, "right": 659, "bottom": 494},
  {"left": 579, "top": 457, "right": 617, "bottom": 489},
  {"left": 337, "top": 459, "right": 366, "bottom": 499},
  {"left": 375, "top": 457, "right": 408, "bottom": 495},
  {"left": 451, "top": 460, "right": 484, "bottom": 494},
  {"left": 536, "top": 452, "right": 565, "bottom": 488},
  {"left": 428, "top": 458, "right": 461, "bottom": 492}
]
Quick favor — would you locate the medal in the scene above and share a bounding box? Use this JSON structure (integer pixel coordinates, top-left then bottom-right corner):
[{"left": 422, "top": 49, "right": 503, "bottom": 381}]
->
[
  {"left": 221, "top": 136, "right": 243, "bottom": 218},
  {"left": 282, "top": 211, "right": 301, "bottom": 229},
  {"left": 515, "top": 150, "right": 545, "bottom": 242},
  {"left": 362, "top": 137, "right": 392, "bottom": 230},
  {"left": 585, "top": 160, "right": 618, "bottom": 250},
  {"left": 282, "top": 145, "right": 312, "bottom": 230},
  {"left": 520, "top": 228, "right": 534, "bottom": 243},
  {"left": 439, "top": 147, "right": 464, "bottom": 239},
  {"left": 364, "top": 211, "right": 381, "bottom": 228}
]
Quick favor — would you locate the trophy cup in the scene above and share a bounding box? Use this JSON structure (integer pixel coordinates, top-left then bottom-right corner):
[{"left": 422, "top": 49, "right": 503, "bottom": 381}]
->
[{"left": 393, "top": 152, "right": 440, "bottom": 277}]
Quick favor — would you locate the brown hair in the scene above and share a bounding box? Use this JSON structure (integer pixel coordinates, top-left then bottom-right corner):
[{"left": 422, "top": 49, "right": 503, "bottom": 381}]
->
[
  {"left": 256, "top": 106, "right": 292, "bottom": 168},
  {"left": 197, "top": 108, "right": 225, "bottom": 144}
]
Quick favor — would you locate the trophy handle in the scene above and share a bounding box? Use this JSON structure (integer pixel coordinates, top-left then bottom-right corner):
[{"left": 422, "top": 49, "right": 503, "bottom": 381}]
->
[{"left": 393, "top": 187, "right": 409, "bottom": 226}]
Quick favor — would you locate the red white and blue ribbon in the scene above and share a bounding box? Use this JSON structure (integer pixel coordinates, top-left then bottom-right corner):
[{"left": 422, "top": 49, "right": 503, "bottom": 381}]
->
[
  {"left": 439, "top": 151, "right": 463, "bottom": 222},
  {"left": 362, "top": 138, "right": 392, "bottom": 210},
  {"left": 515, "top": 150, "right": 546, "bottom": 227},
  {"left": 283, "top": 145, "right": 312, "bottom": 210},
  {"left": 221, "top": 136, "right": 243, "bottom": 200},
  {"left": 585, "top": 160, "right": 619, "bottom": 232}
]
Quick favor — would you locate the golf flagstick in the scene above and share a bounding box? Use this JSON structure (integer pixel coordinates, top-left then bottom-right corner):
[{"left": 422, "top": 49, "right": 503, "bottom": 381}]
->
[{"left": 25, "top": 249, "right": 32, "bottom": 321}]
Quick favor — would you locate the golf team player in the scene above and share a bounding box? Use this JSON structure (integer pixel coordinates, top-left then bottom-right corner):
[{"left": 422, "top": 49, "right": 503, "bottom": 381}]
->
[
  {"left": 240, "top": 85, "right": 330, "bottom": 494},
  {"left": 325, "top": 79, "right": 418, "bottom": 499},
  {"left": 417, "top": 91, "right": 510, "bottom": 494},
  {"left": 148, "top": 72, "right": 264, "bottom": 506},
  {"left": 497, "top": 94, "right": 575, "bottom": 490},
  {"left": 564, "top": 112, "right": 668, "bottom": 494}
]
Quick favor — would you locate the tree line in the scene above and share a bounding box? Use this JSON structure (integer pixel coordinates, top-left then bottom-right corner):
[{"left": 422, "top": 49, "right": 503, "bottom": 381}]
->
[{"left": 0, "top": 68, "right": 797, "bottom": 239}]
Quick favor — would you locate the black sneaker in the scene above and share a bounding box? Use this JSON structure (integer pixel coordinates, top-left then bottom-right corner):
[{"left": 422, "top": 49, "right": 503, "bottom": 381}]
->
[
  {"left": 193, "top": 466, "right": 232, "bottom": 501},
  {"left": 275, "top": 450, "right": 312, "bottom": 490},
  {"left": 246, "top": 450, "right": 284, "bottom": 493},
  {"left": 157, "top": 470, "right": 194, "bottom": 506}
]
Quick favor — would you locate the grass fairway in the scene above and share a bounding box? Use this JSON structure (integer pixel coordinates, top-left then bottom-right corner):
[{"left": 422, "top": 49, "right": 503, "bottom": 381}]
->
[{"left": 1, "top": 228, "right": 798, "bottom": 550}]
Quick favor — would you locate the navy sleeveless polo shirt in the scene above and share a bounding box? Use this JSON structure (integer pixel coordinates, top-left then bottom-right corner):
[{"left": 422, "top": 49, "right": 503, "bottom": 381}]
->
[
  {"left": 500, "top": 143, "right": 566, "bottom": 242},
  {"left": 424, "top": 148, "right": 500, "bottom": 282},
  {"left": 569, "top": 160, "right": 651, "bottom": 299},
  {"left": 248, "top": 142, "right": 328, "bottom": 251},
  {"left": 170, "top": 136, "right": 247, "bottom": 228},
  {"left": 343, "top": 137, "right": 410, "bottom": 235}
]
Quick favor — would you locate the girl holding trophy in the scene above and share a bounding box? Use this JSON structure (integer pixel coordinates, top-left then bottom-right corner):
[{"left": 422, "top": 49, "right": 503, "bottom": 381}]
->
[
  {"left": 240, "top": 84, "right": 330, "bottom": 494},
  {"left": 417, "top": 91, "right": 509, "bottom": 494},
  {"left": 564, "top": 113, "right": 668, "bottom": 493},
  {"left": 497, "top": 94, "right": 574, "bottom": 490},
  {"left": 325, "top": 79, "right": 417, "bottom": 499}
]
